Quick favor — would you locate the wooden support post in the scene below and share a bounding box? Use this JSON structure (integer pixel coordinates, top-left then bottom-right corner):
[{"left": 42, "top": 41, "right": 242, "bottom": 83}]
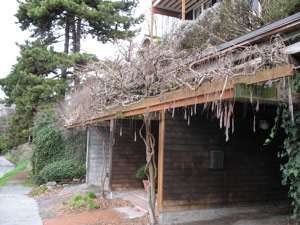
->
[
  {"left": 108, "top": 119, "right": 114, "bottom": 191},
  {"left": 150, "top": 1, "right": 154, "bottom": 44},
  {"left": 182, "top": 0, "right": 186, "bottom": 21},
  {"left": 157, "top": 110, "right": 165, "bottom": 212}
]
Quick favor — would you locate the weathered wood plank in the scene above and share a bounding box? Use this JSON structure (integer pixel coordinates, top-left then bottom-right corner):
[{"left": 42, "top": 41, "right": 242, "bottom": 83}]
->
[{"left": 158, "top": 110, "right": 165, "bottom": 212}]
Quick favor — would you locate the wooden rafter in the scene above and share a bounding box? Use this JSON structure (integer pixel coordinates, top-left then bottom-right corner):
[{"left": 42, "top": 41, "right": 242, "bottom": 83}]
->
[{"left": 153, "top": 7, "right": 180, "bottom": 18}]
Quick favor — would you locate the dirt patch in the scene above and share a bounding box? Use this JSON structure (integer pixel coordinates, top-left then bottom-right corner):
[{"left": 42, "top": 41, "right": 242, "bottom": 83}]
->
[
  {"left": 52, "top": 197, "right": 135, "bottom": 216},
  {"left": 96, "top": 213, "right": 150, "bottom": 225},
  {"left": 36, "top": 184, "right": 149, "bottom": 224}
]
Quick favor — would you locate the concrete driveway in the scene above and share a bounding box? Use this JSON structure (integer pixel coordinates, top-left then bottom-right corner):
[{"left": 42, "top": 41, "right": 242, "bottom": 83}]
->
[{"left": 0, "top": 156, "right": 15, "bottom": 178}]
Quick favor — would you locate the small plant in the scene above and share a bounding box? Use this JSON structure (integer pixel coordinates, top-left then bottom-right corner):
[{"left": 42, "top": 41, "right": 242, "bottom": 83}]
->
[
  {"left": 62, "top": 190, "right": 100, "bottom": 210},
  {"left": 72, "top": 194, "right": 82, "bottom": 202},
  {"left": 77, "top": 201, "right": 85, "bottom": 208},
  {"left": 70, "top": 201, "right": 76, "bottom": 206},
  {"left": 88, "top": 198, "right": 99, "bottom": 209},
  {"left": 136, "top": 164, "right": 147, "bottom": 180},
  {"left": 87, "top": 190, "right": 96, "bottom": 199},
  {"left": 31, "top": 186, "right": 48, "bottom": 196}
]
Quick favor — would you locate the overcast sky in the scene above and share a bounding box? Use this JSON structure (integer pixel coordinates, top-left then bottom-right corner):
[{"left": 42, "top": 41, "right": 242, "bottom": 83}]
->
[{"left": 0, "top": 1, "right": 151, "bottom": 99}]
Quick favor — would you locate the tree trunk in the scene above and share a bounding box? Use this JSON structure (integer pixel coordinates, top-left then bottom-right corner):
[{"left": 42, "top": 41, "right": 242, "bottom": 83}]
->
[
  {"left": 76, "top": 19, "right": 81, "bottom": 53},
  {"left": 70, "top": 15, "right": 81, "bottom": 86},
  {"left": 140, "top": 115, "right": 157, "bottom": 225},
  {"left": 61, "top": 15, "right": 70, "bottom": 84},
  {"left": 95, "top": 127, "right": 108, "bottom": 198}
]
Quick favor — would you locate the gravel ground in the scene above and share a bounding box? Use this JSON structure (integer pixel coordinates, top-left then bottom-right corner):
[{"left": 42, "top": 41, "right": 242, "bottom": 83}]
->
[{"left": 35, "top": 183, "right": 150, "bottom": 224}]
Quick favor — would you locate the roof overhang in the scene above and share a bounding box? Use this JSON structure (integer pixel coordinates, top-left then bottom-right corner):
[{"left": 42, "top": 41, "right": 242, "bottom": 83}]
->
[{"left": 67, "top": 65, "right": 294, "bottom": 128}]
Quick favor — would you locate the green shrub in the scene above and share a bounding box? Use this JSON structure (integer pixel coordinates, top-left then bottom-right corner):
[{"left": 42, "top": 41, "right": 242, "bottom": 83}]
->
[
  {"left": 72, "top": 194, "right": 82, "bottom": 202},
  {"left": 32, "top": 125, "right": 65, "bottom": 184},
  {"left": 263, "top": 0, "right": 300, "bottom": 24},
  {"left": 87, "top": 191, "right": 96, "bottom": 199},
  {"left": 31, "top": 106, "right": 87, "bottom": 185},
  {"left": 39, "top": 159, "right": 86, "bottom": 183},
  {"left": 136, "top": 164, "right": 147, "bottom": 180}
]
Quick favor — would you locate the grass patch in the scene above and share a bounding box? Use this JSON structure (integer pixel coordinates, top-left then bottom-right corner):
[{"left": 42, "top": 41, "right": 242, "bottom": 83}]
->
[
  {"left": 0, "top": 160, "right": 29, "bottom": 186},
  {"left": 4, "top": 153, "right": 17, "bottom": 164},
  {"left": 62, "top": 190, "right": 99, "bottom": 209},
  {"left": 23, "top": 182, "right": 35, "bottom": 187},
  {"left": 31, "top": 186, "right": 48, "bottom": 196},
  {"left": 87, "top": 190, "right": 96, "bottom": 199}
]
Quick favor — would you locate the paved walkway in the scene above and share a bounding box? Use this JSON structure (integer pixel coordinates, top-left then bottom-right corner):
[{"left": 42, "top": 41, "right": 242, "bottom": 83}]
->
[
  {"left": 0, "top": 156, "right": 43, "bottom": 225},
  {"left": 0, "top": 156, "right": 15, "bottom": 178}
]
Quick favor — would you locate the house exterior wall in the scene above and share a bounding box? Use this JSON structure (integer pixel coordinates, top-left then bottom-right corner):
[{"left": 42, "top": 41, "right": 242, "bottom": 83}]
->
[
  {"left": 110, "top": 119, "right": 146, "bottom": 191},
  {"left": 161, "top": 105, "right": 287, "bottom": 212},
  {"left": 86, "top": 126, "right": 110, "bottom": 188}
]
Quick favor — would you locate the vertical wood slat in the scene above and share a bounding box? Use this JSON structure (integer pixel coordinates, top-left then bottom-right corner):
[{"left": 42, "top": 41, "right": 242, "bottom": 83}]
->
[
  {"left": 182, "top": 0, "right": 186, "bottom": 21},
  {"left": 158, "top": 110, "right": 165, "bottom": 212}
]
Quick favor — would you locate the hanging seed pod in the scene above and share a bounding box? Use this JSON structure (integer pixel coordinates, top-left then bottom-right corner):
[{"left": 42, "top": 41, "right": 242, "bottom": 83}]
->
[
  {"left": 231, "top": 115, "right": 235, "bottom": 134},
  {"left": 172, "top": 105, "right": 175, "bottom": 118},
  {"left": 253, "top": 115, "right": 256, "bottom": 133}
]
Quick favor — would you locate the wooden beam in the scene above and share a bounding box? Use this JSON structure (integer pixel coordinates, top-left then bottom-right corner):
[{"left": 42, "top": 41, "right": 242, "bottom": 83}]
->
[
  {"left": 182, "top": 0, "right": 186, "bottom": 21},
  {"left": 153, "top": 6, "right": 180, "bottom": 18},
  {"left": 157, "top": 110, "right": 165, "bottom": 212}
]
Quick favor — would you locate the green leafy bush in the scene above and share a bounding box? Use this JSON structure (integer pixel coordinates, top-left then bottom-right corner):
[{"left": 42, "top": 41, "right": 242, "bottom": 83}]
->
[
  {"left": 39, "top": 159, "right": 86, "bottom": 183},
  {"left": 136, "top": 164, "right": 147, "bottom": 180},
  {"left": 31, "top": 106, "right": 87, "bottom": 185},
  {"left": 32, "top": 125, "right": 65, "bottom": 184}
]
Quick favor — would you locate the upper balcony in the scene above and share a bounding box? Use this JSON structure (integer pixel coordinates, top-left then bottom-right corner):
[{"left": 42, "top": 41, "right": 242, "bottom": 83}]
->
[{"left": 152, "top": 0, "right": 219, "bottom": 21}]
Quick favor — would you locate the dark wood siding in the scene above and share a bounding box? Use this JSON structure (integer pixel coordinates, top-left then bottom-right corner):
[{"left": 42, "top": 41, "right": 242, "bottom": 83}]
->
[
  {"left": 162, "top": 105, "right": 287, "bottom": 211},
  {"left": 111, "top": 119, "right": 146, "bottom": 191}
]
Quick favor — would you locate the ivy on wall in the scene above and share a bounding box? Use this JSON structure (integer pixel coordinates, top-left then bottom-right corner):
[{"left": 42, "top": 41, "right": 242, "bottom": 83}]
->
[
  {"left": 266, "top": 74, "right": 300, "bottom": 218},
  {"left": 280, "top": 74, "right": 300, "bottom": 219}
]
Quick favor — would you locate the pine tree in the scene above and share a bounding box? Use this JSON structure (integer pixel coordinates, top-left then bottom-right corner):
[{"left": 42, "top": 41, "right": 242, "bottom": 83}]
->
[{"left": 0, "top": 40, "right": 71, "bottom": 146}]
